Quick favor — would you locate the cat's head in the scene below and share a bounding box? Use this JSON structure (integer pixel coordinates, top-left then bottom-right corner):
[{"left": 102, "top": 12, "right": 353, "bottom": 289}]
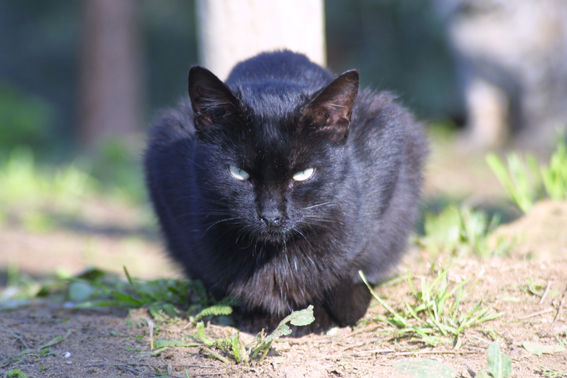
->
[{"left": 187, "top": 66, "right": 359, "bottom": 243}]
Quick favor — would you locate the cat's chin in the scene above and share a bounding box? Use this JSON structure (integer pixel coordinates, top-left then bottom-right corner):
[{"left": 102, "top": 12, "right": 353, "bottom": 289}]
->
[
  {"left": 254, "top": 226, "right": 296, "bottom": 244},
  {"left": 256, "top": 230, "right": 290, "bottom": 244}
]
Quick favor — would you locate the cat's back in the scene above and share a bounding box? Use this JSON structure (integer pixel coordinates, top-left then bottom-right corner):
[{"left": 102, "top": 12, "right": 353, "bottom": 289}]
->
[
  {"left": 350, "top": 90, "right": 426, "bottom": 160},
  {"left": 225, "top": 50, "right": 332, "bottom": 88}
]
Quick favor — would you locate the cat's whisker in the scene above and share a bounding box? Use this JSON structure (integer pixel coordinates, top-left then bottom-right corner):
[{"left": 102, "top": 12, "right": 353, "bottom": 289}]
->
[
  {"left": 202, "top": 216, "right": 241, "bottom": 235},
  {"left": 302, "top": 201, "right": 334, "bottom": 210},
  {"left": 299, "top": 215, "right": 342, "bottom": 228},
  {"left": 235, "top": 227, "right": 256, "bottom": 249},
  {"left": 291, "top": 228, "right": 314, "bottom": 250},
  {"left": 303, "top": 216, "right": 335, "bottom": 224}
]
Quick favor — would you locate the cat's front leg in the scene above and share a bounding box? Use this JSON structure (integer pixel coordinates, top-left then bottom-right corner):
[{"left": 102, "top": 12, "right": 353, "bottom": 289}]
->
[
  {"left": 324, "top": 280, "right": 372, "bottom": 327},
  {"left": 236, "top": 305, "right": 336, "bottom": 335}
]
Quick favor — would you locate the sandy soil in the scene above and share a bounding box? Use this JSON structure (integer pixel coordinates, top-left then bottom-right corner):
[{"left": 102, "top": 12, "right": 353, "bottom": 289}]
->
[{"left": 1, "top": 201, "right": 566, "bottom": 377}]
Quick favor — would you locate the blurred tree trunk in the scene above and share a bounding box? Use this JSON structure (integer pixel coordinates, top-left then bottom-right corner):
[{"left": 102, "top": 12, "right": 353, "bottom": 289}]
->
[
  {"left": 195, "top": 0, "right": 326, "bottom": 79},
  {"left": 79, "top": 0, "right": 143, "bottom": 151}
]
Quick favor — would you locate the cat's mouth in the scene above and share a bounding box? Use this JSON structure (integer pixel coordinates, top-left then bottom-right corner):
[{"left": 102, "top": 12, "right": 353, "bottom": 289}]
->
[
  {"left": 259, "top": 227, "right": 289, "bottom": 242},
  {"left": 256, "top": 222, "right": 294, "bottom": 243}
]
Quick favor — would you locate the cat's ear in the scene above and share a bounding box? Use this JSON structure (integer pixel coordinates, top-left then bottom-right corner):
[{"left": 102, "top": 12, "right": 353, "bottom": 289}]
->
[
  {"left": 300, "top": 70, "right": 359, "bottom": 141},
  {"left": 188, "top": 66, "right": 242, "bottom": 130}
]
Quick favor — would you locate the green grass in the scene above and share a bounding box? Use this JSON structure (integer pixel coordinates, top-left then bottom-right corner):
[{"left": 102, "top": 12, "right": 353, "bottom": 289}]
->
[
  {"left": 0, "top": 265, "right": 52, "bottom": 308},
  {"left": 486, "top": 152, "right": 539, "bottom": 213},
  {"left": 5, "top": 369, "right": 29, "bottom": 378},
  {"left": 1, "top": 330, "right": 71, "bottom": 372},
  {"left": 0, "top": 146, "right": 149, "bottom": 234},
  {"left": 48, "top": 266, "right": 201, "bottom": 320},
  {"left": 0, "top": 148, "right": 101, "bottom": 234},
  {"left": 475, "top": 343, "right": 513, "bottom": 378},
  {"left": 391, "top": 343, "right": 513, "bottom": 378},
  {"left": 0, "top": 148, "right": 96, "bottom": 209},
  {"left": 0, "top": 266, "right": 315, "bottom": 365},
  {"left": 486, "top": 137, "right": 567, "bottom": 213},
  {"left": 523, "top": 278, "right": 547, "bottom": 298},
  {"left": 393, "top": 358, "right": 456, "bottom": 378},
  {"left": 417, "top": 205, "right": 511, "bottom": 258},
  {"left": 361, "top": 269, "right": 502, "bottom": 346},
  {"left": 0, "top": 145, "right": 146, "bottom": 210},
  {"left": 0, "top": 266, "right": 194, "bottom": 313},
  {"left": 540, "top": 140, "right": 567, "bottom": 201},
  {"left": 181, "top": 305, "right": 315, "bottom": 364},
  {"left": 81, "top": 140, "right": 146, "bottom": 204}
]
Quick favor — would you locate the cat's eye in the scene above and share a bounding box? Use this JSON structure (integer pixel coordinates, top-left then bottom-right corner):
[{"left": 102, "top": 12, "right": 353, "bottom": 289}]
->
[
  {"left": 229, "top": 165, "right": 249, "bottom": 181},
  {"left": 292, "top": 168, "right": 315, "bottom": 182}
]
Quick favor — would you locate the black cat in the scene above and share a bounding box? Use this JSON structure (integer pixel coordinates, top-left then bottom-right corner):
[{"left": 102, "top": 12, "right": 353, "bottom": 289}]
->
[{"left": 144, "top": 50, "right": 427, "bottom": 332}]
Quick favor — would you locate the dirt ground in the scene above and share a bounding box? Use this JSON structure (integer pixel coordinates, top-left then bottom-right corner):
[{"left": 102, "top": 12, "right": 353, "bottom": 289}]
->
[{"left": 1, "top": 144, "right": 566, "bottom": 377}]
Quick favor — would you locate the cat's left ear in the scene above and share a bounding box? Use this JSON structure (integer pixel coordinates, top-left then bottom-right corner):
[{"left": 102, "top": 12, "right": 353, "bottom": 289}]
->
[{"left": 300, "top": 70, "right": 359, "bottom": 142}]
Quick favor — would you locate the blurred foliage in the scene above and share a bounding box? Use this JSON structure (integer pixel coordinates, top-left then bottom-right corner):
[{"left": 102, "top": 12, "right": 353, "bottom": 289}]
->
[
  {"left": 326, "top": 0, "right": 462, "bottom": 119},
  {"left": 486, "top": 135, "right": 567, "bottom": 213},
  {"left": 0, "top": 149, "right": 96, "bottom": 208},
  {"left": 81, "top": 140, "right": 146, "bottom": 204},
  {"left": 0, "top": 0, "right": 79, "bottom": 155},
  {"left": 0, "top": 0, "right": 460, "bottom": 161},
  {"left": 0, "top": 0, "right": 198, "bottom": 159},
  {"left": 486, "top": 153, "right": 540, "bottom": 213},
  {"left": 0, "top": 85, "right": 53, "bottom": 155},
  {"left": 417, "top": 205, "right": 512, "bottom": 258},
  {"left": 0, "top": 1, "right": 464, "bottom": 207},
  {"left": 0, "top": 146, "right": 145, "bottom": 226},
  {"left": 142, "top": 1, "right": 198, "bottom": 108},
  {"left": 540, "top": 138, "right": 567, "bottom": 201}
]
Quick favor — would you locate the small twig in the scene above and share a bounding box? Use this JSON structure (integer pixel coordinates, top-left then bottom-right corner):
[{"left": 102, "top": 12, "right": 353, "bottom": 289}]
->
[
  {"left": 283, "top": 338, "right": 333, "bottom": 346},
  {"left": 348, "top": 349, "right": 394, "bottom": 357},
  {"left": 350, "top": 324, "right": 381, "bottom": 337},
  {"left": 470, "top": 334, "right": 492, "bottom": 345},
  {"left": 517, "top": 308, "right": 553, "bottom": 320},
  {"left": 11, "top": 331, "right": 31, "bottom": 350},
  {"left": 146, "top": 318, "right": 155, "bottom": 350},
  {"left": 552, "top": 285, "right": 567, "bottom": 325},
  {"left": 201, "top": 346, "right": 230, "bottom": 364},
  {"left": 539, "top": 281, "right": 551, "bottom": 304},
  {"left": 393, "top": 349, "right": 470, "bottom": 356},
  {"left": 341, "top": 341, "right": 377, "bottom": 352},
  {"left": 182, "top": 320, "right": 194, "bottom": 330},
  {"left": 351, "top": 349, "right": 469, "bottom": 357},
  {"left": 39, "top": 330, "right": 72, "bottom": 350}
]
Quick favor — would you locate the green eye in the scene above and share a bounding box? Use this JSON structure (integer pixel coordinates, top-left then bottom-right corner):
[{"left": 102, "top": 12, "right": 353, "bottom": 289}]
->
[
  {"left": 292, "top": 168, "right": 314, "bottom": 182},
  {"left": 229, "top": 165, "right": 249, "bottom": 181}
]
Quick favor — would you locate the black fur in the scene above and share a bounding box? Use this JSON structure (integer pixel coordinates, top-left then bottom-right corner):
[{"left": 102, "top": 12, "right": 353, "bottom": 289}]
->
[{"left": 144, "top": 50, "right": 427, "bottom": 332}]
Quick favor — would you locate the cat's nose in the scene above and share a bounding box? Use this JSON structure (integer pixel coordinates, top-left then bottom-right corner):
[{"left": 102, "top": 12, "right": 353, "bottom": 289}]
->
[
  {"left": 257, "top": 193, "right": 286, "bottom": 229},
  {"left": 259, "top": 213, "right": 284, "bottom": 228}
]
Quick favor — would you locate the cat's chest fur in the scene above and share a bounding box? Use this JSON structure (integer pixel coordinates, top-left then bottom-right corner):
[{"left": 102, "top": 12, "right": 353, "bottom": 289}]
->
[{"left": 144, "top": 50, "right": 427, "bottom": 331}]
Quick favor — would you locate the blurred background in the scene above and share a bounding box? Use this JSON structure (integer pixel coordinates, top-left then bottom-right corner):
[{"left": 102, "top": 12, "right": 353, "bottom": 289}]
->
[
  {"left": 1, "top": 0, "right": 566, "bottom": 278},
  {"left": 1, "top": 0, "right": 463, "bottom": 162}
]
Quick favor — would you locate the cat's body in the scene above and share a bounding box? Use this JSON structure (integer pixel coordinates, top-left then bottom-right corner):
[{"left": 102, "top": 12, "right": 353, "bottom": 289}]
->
[{"left": 144, "top": 51, "right": 427, "bottom": 331}]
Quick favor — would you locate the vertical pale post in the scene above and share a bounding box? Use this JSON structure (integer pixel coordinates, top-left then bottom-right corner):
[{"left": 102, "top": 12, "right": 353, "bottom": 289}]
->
[
  {"left": 79, "top": 0, "right": 143, "bottom": 150},
  {"left": 195, "top": 0, "right": 326, "bottom": 79}
]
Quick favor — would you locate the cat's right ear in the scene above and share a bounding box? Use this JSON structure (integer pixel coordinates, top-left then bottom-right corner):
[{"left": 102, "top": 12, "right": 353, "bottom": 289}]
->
[{"left": 188, "top": 66, "right": 241, "bottom": 130}]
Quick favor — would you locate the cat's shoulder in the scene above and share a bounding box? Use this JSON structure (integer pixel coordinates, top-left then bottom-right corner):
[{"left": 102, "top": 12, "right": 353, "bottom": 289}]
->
[
  {"left": 147, "top": 99, "right": 196, "bottom": 146},
  {"left": 351, "top": 89, "right": 427, "bottom": 158},
  {"left": 353, "top": 89, "right": 417, "bottom": 131}
]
